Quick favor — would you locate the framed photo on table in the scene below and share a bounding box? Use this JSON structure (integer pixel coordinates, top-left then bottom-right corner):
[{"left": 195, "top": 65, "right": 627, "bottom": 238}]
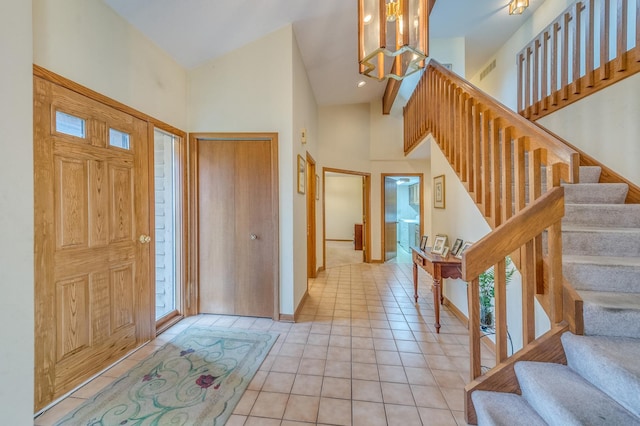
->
[
  {"left": 434, "top": 175, "right": 445, "bottom": 209},
  {"left": 451, "top": 238, "right": 463, "bottom": 256},
  {"left": 456, "top": 241, "right": 473, "bottom": 259},
  {"left": 297, "top": 155, "right": 306, "bottom": 194},
  {"left": 419, "top": 235, "right": 428, "bottom": 251},
  {"left": 432, "top": 235, "right": 448, "bottom": 255}
]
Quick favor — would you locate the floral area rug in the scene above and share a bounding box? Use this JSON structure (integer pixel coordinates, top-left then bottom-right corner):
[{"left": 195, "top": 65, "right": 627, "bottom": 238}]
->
[{"left": 56, "top": 326, "right": 278, "bottom": 426}]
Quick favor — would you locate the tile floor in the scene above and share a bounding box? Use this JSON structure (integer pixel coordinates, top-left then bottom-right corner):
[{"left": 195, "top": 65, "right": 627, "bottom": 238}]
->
[{"left": 35, "top": 260, "right": 494, "bottom": 425}]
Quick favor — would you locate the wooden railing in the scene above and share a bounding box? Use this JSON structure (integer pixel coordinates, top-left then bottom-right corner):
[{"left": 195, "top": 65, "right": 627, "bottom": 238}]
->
[
  {"left": 403, "top": 61, "right": 580, "bottom": 423},
  {"left": 517, "top": 0, "right": 640, "bottom": 120}
]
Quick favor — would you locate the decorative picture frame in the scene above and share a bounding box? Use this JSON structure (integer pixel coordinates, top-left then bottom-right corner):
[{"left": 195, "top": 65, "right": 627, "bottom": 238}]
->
[
  {"left": 434, "top": 174, "right": 445, "bottom": 209},
  {"left": 456, "top": 241, "right": 473, "bottom": 259},
  {"left": 297, "top": 155, "right": 306, "bottom": 194},
  {"left": 441, "top": 246, "right": 450, "bottom": 257},
  {"left": 315, "top": 174, "right": 320, "bottom": 200},
  {"left": 419, "top": 235, "right": 428, "bottom": 251},
  {"left": 451, "top": 238, "right": 463, "bottom": 256},
  {"left": 432, "top": 235, "right": 448, "bottom": 255}
]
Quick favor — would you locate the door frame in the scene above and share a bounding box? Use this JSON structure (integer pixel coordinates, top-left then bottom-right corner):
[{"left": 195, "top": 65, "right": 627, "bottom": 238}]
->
[
  {"left": 322, "top": 167, "right": 372, "bottom": 268},
  {"left": 380, "top": 173, "right": 424, "bottom": 262},
  {"left": 306, "top": 153, "right": 317, "bottom": 279},
  {"left": 187, "top": 132, "right": 280, "bottom": 320}
]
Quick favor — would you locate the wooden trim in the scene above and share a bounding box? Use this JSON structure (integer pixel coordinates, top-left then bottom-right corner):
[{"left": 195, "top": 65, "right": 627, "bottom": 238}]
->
[
  {"left": 380, "top": 173, "right": 424, "bottom": 262},
  {"left": 464, "top": 323, "right": 569, "bottom": 424},
  {"left": 326, "top": 239, "right": 353, "bottom": 242},
  {"left": 306, "top": 153, "right": 317, "bottom": 279},
  {"left": 443, "top": 296, "right": 468, "bottom": 328},
  {"left": 323, "top": 167, "right": 372, "bottom": 267},
  {"left": 33, "top": 65, "right": 186, "bottom": 138},
  {"left": 147, "top": 124, "right": 158, "bottom": 337},
  {"left": 370, "top": 259, "right": 385, "bottom": 264},
  {"left": 156, "top": 313, "right": 184, "bottom": 336},
  {"left": 279, "top": 314, "right": 295, "bottom": 323},
  {"left": 188, "top": 133, "right": 280, "bottom": 321}
]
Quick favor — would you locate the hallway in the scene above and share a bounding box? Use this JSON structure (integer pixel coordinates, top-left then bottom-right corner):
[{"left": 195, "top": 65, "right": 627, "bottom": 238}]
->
[{"left": 36, "top": 261, "right": 484, "bottom": 425}]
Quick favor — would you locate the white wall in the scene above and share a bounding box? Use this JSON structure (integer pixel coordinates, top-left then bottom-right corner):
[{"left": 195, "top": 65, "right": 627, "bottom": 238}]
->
[
  {"left": 189, "top": 25, "right": 299, "bottom": 315},
  {"left": 538, "top": 73, "right": 640, "bottom": 186},
  {"left": 0, "top": 0, "right": 33, "bottom": 422},
  {"left": 33, "top": 0, "right": 188, "bottom": 130},
  {"left": 292, "top": 31, "right": 320, "bottom": 306},
  {"left": 325, "top": 176, "right": 364, "bottom": 240}
]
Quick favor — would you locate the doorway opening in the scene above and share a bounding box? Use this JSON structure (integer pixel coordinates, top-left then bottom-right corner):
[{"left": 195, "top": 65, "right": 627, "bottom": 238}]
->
[
  {"left": 382, "top": 174, "right": 424, "bottom": 263},
  {"left": 322, "top": 168, "right": 371, "bottom": 269}
]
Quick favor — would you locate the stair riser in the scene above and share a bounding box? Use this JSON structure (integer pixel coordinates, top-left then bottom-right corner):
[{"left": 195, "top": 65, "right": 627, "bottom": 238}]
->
[
  {"left": 563, "top": 263, "right": 640, "bottom": 293},
  {"left": 563, "top": 184, "right": 629, "bottom": 204},
  {"left": 561, "top": 230, "right": 640, "bottom": 257},
  {"left": 562, "top": 333, "right": 640, "bottom": 418},
  {"left": 563, "top": 204, "right": 640, "bottom": 228},
  {"left": 583, "top": 303, "right": 640, "bottom": 339}
]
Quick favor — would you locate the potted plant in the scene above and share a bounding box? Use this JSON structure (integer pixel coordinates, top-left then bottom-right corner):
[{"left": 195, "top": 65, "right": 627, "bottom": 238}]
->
[{"left": 478, "top": 257, "right": 515, "bottom": 328}]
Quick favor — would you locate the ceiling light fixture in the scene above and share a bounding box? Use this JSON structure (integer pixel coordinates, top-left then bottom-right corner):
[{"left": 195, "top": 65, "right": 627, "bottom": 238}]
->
[
  {"left": 508, "top": 0, "right": 529, "bottom": 15},
  {"left": 357, "top": 80, "right": 367, "bottom": 87},
  {"left": 358, "top": 0, "right": 428, "bottom": 81}
]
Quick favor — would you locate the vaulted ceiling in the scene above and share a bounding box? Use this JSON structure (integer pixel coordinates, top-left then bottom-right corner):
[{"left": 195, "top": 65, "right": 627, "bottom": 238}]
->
[{"left": 103, "top": 0, "right": 543, "bottom": 107}]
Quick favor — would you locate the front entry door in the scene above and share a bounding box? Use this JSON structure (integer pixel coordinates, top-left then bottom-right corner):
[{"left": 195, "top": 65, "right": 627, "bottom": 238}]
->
[
  {"left": 34, "top": 77, "right": 152, "bottom": 411},
  {"left": 194, "top": 136, "right": 278, "bottom": 318}
]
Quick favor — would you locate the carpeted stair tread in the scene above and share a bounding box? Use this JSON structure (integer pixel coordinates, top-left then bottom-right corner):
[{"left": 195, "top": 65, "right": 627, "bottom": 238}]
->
[
  {"left": 563, "top": 203, "right": 640, "bottom": 228},
  {"left": 579, "top": 290, "right": 640, "bottom": 338},
  {"left": 515, "top": 361, "right": 640, "bottom": 425},
  {"left": 562, "top": 183, "right": 629, "bottom": 204},
  {"left": 560, "top": 226, "right": 640, "bottom": 257},
  {"left": 563, "top": 255, "right": 640, "bottom": 293},
  {"left": 472, "top": 390, "right": 547, "bottom": 426},
  {"left": 562, "top": 333, "right": 640, "bottom": 417}
]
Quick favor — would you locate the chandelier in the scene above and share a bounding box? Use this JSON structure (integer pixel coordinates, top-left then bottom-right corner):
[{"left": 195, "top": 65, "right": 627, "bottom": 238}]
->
[
  {"left": 508, "top": 0, "right": 529, "bottom": 15},
  {"left": 358, "top": 0, "right": 428, "bottom": 81}
]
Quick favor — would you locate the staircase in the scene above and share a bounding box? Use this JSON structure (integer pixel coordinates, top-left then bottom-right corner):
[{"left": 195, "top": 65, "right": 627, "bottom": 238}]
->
[{"left": 472, "top": 166, "right": 640, "bottom": 425}]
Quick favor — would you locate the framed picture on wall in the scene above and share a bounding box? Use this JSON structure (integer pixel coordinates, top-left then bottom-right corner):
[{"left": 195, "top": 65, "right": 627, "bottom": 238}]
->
[
  {"left": 434, "top": 175, "right": 445, "bottom": 209},
  {"left": 297, "top": 155, "right": 306, "bottom": 194}
]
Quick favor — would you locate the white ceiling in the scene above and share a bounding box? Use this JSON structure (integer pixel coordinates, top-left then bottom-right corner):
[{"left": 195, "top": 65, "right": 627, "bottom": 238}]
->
[{"left": 103, "top": 0, "right": 543, "bottom": 107}]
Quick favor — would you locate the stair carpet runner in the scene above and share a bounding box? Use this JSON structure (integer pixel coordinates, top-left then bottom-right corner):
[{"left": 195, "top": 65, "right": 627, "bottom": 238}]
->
[{"left": 473, "top": 166, "right": 640, "bottom": 425}]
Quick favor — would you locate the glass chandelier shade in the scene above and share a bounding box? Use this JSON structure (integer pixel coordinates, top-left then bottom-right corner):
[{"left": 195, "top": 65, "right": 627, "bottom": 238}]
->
[
  {"left": 508, "top": 0, "right": 529, "bottom": 15},
  {"left": 358, "top": 0, "right": 428, "bottom": 81}
]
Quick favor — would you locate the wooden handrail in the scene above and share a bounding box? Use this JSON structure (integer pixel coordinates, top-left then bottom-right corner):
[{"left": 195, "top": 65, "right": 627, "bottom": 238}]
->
[
  {"left": 403, "top": 60, "right": 577, "bottom": 424},
  {"left": 517, "top": 0, "right": 640, "bottom": 120},
  {"left": 462, "top": 187, "right": 565, "bottom": 280}
]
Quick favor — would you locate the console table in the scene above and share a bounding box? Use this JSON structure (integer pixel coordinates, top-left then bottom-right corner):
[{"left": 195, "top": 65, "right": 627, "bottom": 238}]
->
[{"left": 411, "top": 247, "right": 463, "bottom": 333}]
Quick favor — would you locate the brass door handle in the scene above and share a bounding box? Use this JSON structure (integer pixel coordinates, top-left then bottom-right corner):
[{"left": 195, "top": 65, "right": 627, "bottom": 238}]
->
[{"left": 139, "top": 234, "right": 152, "bottom": 244}]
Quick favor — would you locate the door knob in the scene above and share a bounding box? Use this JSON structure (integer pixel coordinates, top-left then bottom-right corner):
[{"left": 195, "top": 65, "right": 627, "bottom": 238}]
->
[
  {"left": 250, "top": 234, "right": 258, "bottom": 240},
  {"left": 139, "top": 234, "right": 152, "bottom": 244}
]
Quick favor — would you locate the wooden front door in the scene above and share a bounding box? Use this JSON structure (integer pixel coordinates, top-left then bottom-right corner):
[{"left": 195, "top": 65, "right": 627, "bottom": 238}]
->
[
  {"left": 34, "top": 77, "right": 152, "bottom": 411},
  {"left": 194, "top": 135, "right": 278, "bottom": 318}
]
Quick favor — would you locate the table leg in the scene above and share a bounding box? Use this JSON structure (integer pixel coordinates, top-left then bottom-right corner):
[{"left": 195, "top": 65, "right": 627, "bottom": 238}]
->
[
  {"left": 413, "top": 261, "right": 418, "bottom": 303},
  {"left": 433, "top": 277, "right": 441, "bottom": 333}
]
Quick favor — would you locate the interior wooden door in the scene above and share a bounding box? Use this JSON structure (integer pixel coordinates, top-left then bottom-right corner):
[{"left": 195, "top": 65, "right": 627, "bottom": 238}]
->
[
  {"left": 384, "top": 177, "right": 398, "bottom": 261},
  {"left": 196, "top": 137, "right": 278, "bottom": 318},
  {"left": 34, "top": 77, "right": 152, "bottom": 411},
  {"left": 306, "top": 155, "right": 317, "bottom": 279}
]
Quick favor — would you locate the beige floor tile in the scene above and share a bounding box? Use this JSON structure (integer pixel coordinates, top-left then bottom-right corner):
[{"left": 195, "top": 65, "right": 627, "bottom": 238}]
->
[
  {"left": 324, "top": 360, "right": 352, "bottom": 378},
  {"left": 249, "top": 391, "right": 289, "bottom": 418},
  {"left": 410, "top": 384, "right": 449, "bottom": 409},
  {"left": 280, "top": 342, "right": 306, "bottom": 357},
  {"left": 225, "top": 414, "right": 247, "bottom": 426},
  {"left": 418, "top": 407, "right": 458, "bottom": 425},
  {"left": 271, "top": 355, "right": 301, "bottom": 373},
  {"left": 352, "top": 362, "right": 380, "bottom": 381},
  {"left": 352, "top": 379, "right": 383, "bottom": 402},
  {"left": 101, "top": 359, "right": 139, "bottom": 378},
  {"left": 432, "top": 369, "right": 467, "bottom": 389},
  {"left": 378, "top": 364, "right": 408, "bottom": 383},
  {"left": 321, "top": 376, "right": 351, "bottom": 399},
  {"left": 400, "top": 352, "right": 428, "bottom": 368},
  {"left": 292, "top": 374, "right": 323, "bottom": 396},
  {"left": 283, "top": 394, "right": 320, "bottom": 423},
  {"left": 298, "top": 357, "right": 326, "bottom": 375},
  {"left": 441, "top": 387, "right": 465, "bottom": 411},
  {"left": 307, "top": 333, "right": 330, "bottom": 346},
  {"left": 385, "top": 403, "right": 422, "bottom": 426},
  {"left": 352, "top": 348, "right": 377, "bottom": 363},
  {"left": 376, "top": 350, "right": 402, "bottom": 365},
  {"left": 244, "top": 416, "right": 282, "bottom": 426},
  {"left": 262, "top": 371, "right": 295, "bottom": 393},
  {"left": 247, "top": 370, "right": 268, "bottom": 390},
  {"left": 352, "top": 400, "right": 387, "bottom": 426},
  {"left": 381, "top": 382, "right": 415, "bottom": 405},
  {"left": 233, "top": 389, "right": 259, "bottom": 415},
  {"left": 317, "top": 397, "right": 352, "bottom": 426},
  {"left": 452, "top": 409, "right": 469, "bottom": 426}
]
